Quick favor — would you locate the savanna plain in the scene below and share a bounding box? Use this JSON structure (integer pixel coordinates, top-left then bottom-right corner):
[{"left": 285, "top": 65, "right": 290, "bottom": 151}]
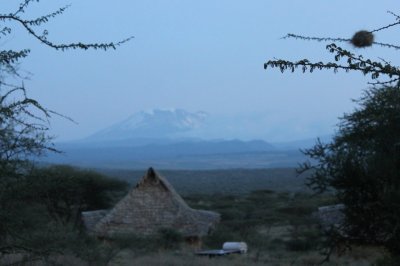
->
[{"left": 2, "top": 168, "right": 388, "bottom": 266}]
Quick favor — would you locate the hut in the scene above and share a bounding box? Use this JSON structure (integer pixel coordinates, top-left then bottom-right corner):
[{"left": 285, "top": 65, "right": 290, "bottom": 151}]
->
[{"left": 82, "top": 167, "right": 220, "bottom": 246}]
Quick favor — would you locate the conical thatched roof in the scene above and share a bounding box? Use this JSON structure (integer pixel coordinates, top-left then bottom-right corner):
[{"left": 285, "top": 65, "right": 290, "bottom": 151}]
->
[{"left": 89, "top": 167, "right": 220, "bottom": 238}]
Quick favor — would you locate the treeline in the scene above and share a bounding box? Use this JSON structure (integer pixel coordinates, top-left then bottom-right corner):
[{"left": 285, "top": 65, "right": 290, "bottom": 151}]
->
[{"left": 98, "top": 168, "right": 307, "bottom": 196}]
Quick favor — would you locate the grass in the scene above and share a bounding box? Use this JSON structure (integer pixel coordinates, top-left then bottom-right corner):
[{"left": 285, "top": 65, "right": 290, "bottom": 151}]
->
[{"left": 2, "top": 247, "right": 383, "bottom": 266}]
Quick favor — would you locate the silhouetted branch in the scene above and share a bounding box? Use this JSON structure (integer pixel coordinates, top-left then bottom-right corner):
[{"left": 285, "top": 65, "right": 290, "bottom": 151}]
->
[
  {"left": 283, "top": 33, "right": 400, "bottom": 50},
  {"left": 265, "top": 43, "right": 400, "bottom": 81},
  {"left": 370, "top": 20, "right": 400, "bottom": 33},
  {"left": 0, "top": 14, "right": 134, "bottom": 52},
  {"left": 283, "top": 33, "right": 350, "bottom": 43}
]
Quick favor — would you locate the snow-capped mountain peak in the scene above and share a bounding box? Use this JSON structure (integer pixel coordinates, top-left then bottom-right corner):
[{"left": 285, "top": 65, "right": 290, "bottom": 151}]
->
[{"left": 87, "top": 109, "right": 208, "bottom": 141}]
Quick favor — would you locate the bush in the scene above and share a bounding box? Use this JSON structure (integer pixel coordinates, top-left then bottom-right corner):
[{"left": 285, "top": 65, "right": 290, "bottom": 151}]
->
[
  {"left": 375, "top": 254, "right": 400, "bottom": 266},
  {"left": 158, "top": 228, "right": 183, "bottom": 250},
  {"left": 285, "top": 238, "right": 314, "bottom": 251},
  {"left": 27, "top": 165, "right": 129, "bottom": 226}
]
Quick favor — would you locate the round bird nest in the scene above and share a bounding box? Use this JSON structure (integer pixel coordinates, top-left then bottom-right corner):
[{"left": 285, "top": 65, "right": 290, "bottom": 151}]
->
[{"left": 351, "top": 30, "right": 374, "bottom": 48}]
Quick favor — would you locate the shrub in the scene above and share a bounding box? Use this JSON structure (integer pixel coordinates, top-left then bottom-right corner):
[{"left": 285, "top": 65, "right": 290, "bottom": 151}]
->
[{"left": 158, "top": 228, "right": 183, "bottom": 250}]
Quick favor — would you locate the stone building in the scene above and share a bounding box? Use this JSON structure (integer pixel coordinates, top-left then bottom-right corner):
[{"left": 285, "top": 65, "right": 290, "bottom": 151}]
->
[{"left": 82, "top": 167, "right": 220, "bottom": 245}]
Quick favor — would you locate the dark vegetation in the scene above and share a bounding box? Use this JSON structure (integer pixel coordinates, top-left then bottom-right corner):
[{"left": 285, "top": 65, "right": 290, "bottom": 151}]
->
[
  {"left": 301, "top": 86, "right": 400, "bottom": 255},
  {"left": 0, "top": 0, "right": 131, "bottom": 261},
  {"left": 0, "top": 165, "right": 128, "bottom": 257},
  {"left": 265, "top": 11, "right": 400, "bottom": 261}
]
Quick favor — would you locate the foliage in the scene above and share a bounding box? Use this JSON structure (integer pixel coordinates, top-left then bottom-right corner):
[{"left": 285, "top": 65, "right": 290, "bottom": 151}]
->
[
  {"left": 264, "top": 12, "right": 400, "bottom": 86},
  {"left": 300, "top": 86, "right": 400, "bottom": 253},
  {"left": 1, "top": 1, "right": 132, "bottom": 54},
  {"left": 0, "top": 0, "right": 131, "bottom": 260},
  {"left": 0, "top": 165, "right": 128, "bottom": 257},
  {"left": 375, "top": 254, "right": 400, "bottom": 266},
  {"left": 0, "top": 1, "right": 132, "bottom": 177},
  {"left": 158, "top": 228, "right": 184, "bottom": 250},
  {"left": 0, "top": 83, "right": 56, "bottom": 177},
  {"left": 263, "top": 10, "right": 400, "bottom": 256},
  {"left": 27, "top": 165, "right": 129, "bottom": 226}
]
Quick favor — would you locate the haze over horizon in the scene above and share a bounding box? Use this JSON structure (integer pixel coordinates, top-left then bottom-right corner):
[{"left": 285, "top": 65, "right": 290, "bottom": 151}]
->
[
  {"left": 72, "top": 108, "right": 333, "bottom": 143},
  {"left": 3, "top": 1, "right": 400, "bottom": 142}
]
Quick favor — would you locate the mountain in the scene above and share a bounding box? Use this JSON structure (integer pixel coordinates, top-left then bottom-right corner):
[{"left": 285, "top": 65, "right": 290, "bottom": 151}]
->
[
  {"left": 43, "top": 109, "right": 327, "bottom": 169},
  {"left": 86, "top": 109, "right": 208, "bottom": 142}
]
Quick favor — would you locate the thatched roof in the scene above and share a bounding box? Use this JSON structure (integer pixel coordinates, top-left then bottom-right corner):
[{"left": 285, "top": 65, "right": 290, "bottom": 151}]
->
[{"left": 86, "top": 167, "right": 220, "bottom": 238}]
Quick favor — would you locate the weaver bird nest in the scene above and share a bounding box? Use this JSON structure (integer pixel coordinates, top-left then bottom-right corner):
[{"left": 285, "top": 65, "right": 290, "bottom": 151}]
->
[{"left": 351, "top": 30, "right": 374, "bottom": 48}]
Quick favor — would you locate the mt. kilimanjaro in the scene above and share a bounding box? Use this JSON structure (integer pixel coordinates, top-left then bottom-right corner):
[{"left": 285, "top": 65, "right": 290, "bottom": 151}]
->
[
  {"left": 86, "top": 109, "right": 208, "bottom": 143},
  {"left": 48, "top": 109, "right": 309, "bottom": 169}
]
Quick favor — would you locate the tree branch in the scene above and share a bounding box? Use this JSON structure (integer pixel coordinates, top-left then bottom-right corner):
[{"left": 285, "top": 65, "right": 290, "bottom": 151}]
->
[{"left": 0, "top": 14, "right": 134, "bottom": 51}]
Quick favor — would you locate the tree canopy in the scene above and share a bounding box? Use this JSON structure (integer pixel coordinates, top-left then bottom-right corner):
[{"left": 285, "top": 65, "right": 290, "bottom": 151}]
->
[
  {"left": 264, "top": 11, "right": 400, "bottom": 87},
  {"left": 264, "top": 11, "right": 400, "bottom": 257},
  {"left": 0, "top": 1, "right": 133, "bottom": 176},
  {"left": 0, "top": 0, "right": 131, "bottom": 260},
  {"left": 300, "top": 86, "right": 400, "bottom": 253}
]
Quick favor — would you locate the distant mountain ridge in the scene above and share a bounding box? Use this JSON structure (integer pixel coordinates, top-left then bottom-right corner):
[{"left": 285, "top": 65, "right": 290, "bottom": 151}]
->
[{"left": 44, "top": 109, "right": 332, "bottom": 169}]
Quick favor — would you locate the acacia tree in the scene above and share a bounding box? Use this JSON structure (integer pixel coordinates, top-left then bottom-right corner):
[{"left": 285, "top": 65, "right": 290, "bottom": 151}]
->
[
  {"left": 0, "top": 0, "right": 132, "bottom": 258},
  {"left": 264, "top": 12, "right": 400, "bottom": 85},
  {"left": 0, "top": 0, "right": 132, "bottom": 176},
  {"left": 264, "top": 12, "right": 400, "bottom": 256}
]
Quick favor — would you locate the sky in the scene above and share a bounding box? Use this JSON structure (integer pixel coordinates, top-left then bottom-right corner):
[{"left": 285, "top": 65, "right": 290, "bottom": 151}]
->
[{"left": 2, "top": 0, "right": 400, "bottom": 142}]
